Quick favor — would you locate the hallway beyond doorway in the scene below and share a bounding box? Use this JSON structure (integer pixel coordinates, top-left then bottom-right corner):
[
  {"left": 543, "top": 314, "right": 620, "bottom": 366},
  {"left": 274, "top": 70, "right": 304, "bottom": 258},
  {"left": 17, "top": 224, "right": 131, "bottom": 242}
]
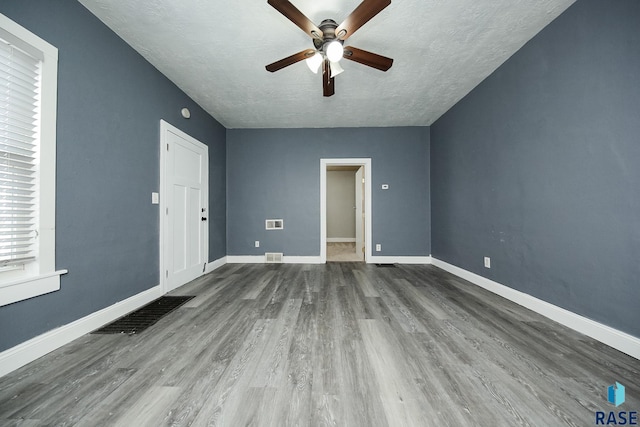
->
[{"left": 327, "top": 242, "right": 362, "bottom": 262}]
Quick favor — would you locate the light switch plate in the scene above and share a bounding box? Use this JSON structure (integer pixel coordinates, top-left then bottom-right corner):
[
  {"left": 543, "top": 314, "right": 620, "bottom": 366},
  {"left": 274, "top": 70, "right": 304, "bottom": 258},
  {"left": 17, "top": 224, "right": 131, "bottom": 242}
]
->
[{"left": 152, "top": 192, "right": 159, "bottom": 204}]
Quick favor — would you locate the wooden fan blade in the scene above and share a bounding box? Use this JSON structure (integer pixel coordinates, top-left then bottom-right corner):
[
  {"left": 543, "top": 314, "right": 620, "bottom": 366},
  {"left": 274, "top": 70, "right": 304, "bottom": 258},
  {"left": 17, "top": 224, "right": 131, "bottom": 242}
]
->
[
  {"left": 266, "top": 49, "right": 316, "bottom": 72},
  {"left": 343, "top": 46, "right": 393, "bottom": 71},
  {"left": 335, "top": 0, "right": 391, "bottom": 41},
  {"left": 322, "top": 60, "right": 335, "bottom": 96},
  {"left": 268, "top": 0, "right": 323, "bottom": 39}
]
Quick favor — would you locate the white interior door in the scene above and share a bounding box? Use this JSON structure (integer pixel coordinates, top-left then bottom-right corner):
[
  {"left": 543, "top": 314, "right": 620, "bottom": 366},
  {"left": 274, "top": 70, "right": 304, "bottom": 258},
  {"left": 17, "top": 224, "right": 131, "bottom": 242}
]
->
[
  {"left": 355, "top": 166, "right": 365, "bottom": 261},
  {"left": 161, "top": 121, "right": 208, "bottom": 292}
]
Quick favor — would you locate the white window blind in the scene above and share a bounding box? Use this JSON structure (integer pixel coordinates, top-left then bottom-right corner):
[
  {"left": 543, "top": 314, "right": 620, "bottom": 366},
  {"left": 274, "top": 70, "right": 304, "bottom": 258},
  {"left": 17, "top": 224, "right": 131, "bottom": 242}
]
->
[{"left": 0, "top": 38, "right": 40, "bottom": 267}]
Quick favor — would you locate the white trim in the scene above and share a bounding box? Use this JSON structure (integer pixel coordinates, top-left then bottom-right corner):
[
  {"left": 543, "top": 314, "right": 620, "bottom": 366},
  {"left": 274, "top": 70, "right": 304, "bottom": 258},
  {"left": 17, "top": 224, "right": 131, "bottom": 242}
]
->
[
  {"left": 226, "top": 255, "right": 324, "bottom": 264},
  {"left": 0, "top": 14, "right": 56, "bottom": 60},
  {"left": 204, "top": 256, "right": 227, "bottom": 274},
  {"left": 431, "top": 258, "right": 640, "bottom": 360},
  {"left": 283, "top": 256, "right": 323, "bottom": 264},
  {"left": 0, "top": 270, "right": 67, "bottom": 307},
  {"left": 369, "top": 256, "right": 432, "bottom": 265},
  {"left": 326, "top": 238, "right": 356, "bottom": 243},
  {"left": 227, "top": 256, "right": 265, "bottom": 264},
  {"left": 159, "top": 121, "right": 167, "bottom": 290},
  {"left": 321, "top": 159, "right": 372, "bottom": 264},
  {"left": 0, "top": 285, "right": 163, "bottom": 378}
]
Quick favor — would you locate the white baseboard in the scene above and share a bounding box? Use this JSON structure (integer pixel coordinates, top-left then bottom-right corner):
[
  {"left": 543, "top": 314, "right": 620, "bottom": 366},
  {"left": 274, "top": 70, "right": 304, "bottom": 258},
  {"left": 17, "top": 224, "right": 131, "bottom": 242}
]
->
[
  {"left": 431, "top": 258, "right": 640, "bottom": 360},
  {"left": 8, "top": 254, "right": 634, "bottom": 380},
  {"left": 368, "top": 256, "right": 432, "bottom": 265},
  {"left": 326, "top": 238, "right": 356, "bottom": 243},
  {"left": 227, "top": 255, "right": 432, "bottom": 265},
  {"left": 204, "top": 256, "right": 227, "bottom": 274},
  {"left": 0, "top": 285, "right": 163, "bottom": 378},
  {"left": 283, "top": 256, "right": 323, "bottom": 264},
  {"left": 226, "top": 255, "right": 323, "bottom": 264},
  {"left": 226, "top": 255, "right": 265, "bottom": 264}
]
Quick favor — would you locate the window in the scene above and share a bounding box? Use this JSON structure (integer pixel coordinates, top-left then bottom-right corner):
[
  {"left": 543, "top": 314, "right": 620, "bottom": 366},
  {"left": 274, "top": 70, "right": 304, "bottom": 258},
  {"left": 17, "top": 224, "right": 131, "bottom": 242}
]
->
[
  {"left": 0, "top": 13, "right": 64, "bottom": 306},
  {"left": 0, "top": 31, "right": 40, "bottom": 268}
]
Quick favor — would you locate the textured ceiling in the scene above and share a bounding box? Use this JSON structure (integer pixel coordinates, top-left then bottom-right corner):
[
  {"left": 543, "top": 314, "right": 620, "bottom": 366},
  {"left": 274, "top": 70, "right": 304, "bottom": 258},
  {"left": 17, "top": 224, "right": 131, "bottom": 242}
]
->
[{"left": 78, "top": 0, "right": 575, "bottom": 129}]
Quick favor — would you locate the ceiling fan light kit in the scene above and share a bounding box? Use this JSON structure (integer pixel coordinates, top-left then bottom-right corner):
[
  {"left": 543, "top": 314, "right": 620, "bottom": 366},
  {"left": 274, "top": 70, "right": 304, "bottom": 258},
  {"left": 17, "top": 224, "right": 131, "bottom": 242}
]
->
[
  {"left": 326, "top": 40, "right": 344, "bottom": 63},
  {"left": 329, "top": 61, "right": 344, "bottom": 78},
  {"left": 266, "top": 0, "right": 394, "bottom": 97},
  {"left": 305, "top": 52, "right": 323, "bottom": 73}
]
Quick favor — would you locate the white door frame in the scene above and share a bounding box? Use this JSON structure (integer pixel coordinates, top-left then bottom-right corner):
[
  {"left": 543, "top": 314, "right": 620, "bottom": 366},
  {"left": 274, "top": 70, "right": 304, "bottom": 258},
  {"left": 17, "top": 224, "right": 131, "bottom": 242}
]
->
[
  {"left": 355, "top": 166, "right": 364, "bottom": 261},
  {"left": 159, "top": 120, "right": 209, "bottom": 293},
  {"left": 320, "top": 158, "right": 372, "bottom": 263}
]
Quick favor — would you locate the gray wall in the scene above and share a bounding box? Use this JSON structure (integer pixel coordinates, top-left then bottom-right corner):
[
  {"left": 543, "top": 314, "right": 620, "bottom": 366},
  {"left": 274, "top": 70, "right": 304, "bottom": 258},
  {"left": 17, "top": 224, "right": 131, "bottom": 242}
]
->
[
  {"left": 0, "top": 0, "right": 226, "bottom": 352},
  {"left": 327, "top": 170, "right": 356, "bottom": 239},
  {"left": 431, "top": 0, "right": 640, "bottom": 337},
  {"left": 227, "top": 127, "right": 430, "bottom": 257}
]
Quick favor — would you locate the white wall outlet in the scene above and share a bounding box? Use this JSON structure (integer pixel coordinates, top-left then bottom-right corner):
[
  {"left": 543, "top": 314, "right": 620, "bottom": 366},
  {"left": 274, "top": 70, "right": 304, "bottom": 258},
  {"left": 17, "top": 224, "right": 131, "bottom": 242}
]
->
[
  {"left": 381, "top": 184, "right": 389, "bottom": 190},
  {"left": 376, "top": 244, "right": 382, "bottom": 252},
  {"left": 151, "top": 192, "right": 159, "bottom": 204},
  {"left": 484, "top": 256, "right": 491, "bottom": 268},
  {"left": 255, "top": 241, "right": 260, "bottom": 248}
]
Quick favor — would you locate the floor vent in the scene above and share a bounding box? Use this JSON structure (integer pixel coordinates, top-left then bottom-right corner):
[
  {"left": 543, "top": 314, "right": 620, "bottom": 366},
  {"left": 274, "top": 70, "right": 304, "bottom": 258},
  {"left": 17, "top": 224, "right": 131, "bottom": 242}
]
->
[
  {"left": 375, "top": 263, "right": 397, "bottom": 268},
  {"left": 265, "top": 252, "right": 283, "bottom": 263},
  {"left": 92, "top": 296, "right": 194, "bottom": 335}
]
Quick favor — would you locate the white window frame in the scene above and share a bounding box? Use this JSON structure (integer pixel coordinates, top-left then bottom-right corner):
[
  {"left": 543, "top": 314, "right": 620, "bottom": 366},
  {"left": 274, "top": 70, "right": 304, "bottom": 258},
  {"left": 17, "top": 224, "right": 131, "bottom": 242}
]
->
[{"left": 0, "top": 13, "right": 66, "bottom": 306}]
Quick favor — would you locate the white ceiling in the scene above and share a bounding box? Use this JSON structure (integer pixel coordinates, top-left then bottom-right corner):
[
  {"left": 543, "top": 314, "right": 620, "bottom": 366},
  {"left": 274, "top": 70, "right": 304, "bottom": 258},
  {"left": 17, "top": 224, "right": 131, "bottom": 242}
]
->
[{"left": 78, "top": 0, "right": 575, "bottom": 129}]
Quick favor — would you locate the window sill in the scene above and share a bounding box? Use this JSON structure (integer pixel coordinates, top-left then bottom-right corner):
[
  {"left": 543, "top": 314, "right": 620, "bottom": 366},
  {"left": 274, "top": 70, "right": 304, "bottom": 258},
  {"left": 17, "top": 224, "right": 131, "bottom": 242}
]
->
[{"left": 0, "top": 269, "right": 68, "bottom": 307}]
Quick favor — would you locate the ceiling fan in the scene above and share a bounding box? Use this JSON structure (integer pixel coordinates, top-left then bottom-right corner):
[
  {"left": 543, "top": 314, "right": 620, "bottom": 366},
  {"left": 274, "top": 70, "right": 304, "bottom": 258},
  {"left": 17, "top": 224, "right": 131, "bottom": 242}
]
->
[{"left": 265, "top": 0, "right": 393, "bottom": 97}]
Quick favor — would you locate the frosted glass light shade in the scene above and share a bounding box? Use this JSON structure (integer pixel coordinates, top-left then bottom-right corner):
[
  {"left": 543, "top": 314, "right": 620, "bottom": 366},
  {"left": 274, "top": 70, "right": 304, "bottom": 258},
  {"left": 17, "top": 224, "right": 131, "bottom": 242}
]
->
[
  {"left": 329, "top": 61, "right": 344, "bottom": 77},
  {"left": 326, "top": 41, "right": 343, "bottom": 62},
  {"left": 305, "top": 52, "right": 322, "bottom": 73}
]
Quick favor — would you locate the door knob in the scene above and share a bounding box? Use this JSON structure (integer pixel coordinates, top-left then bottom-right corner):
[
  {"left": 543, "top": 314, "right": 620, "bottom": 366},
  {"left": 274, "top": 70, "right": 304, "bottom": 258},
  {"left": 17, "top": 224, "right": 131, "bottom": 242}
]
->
[{"left": 201, "top": 217, "right": 207, "bottom": 221}]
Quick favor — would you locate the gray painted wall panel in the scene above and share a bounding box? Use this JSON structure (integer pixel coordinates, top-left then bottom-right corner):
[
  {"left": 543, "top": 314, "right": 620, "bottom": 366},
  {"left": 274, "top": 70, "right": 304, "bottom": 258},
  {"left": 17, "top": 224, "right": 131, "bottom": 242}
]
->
[
  {"left": 0, "top": 0, "right": 226, "bottom": 352},
  {"left": 431, "top": 0, "right": 640, "bottom": 337},
  {"left": 227, "top": 127, "right": 430, "bottom": 258}
]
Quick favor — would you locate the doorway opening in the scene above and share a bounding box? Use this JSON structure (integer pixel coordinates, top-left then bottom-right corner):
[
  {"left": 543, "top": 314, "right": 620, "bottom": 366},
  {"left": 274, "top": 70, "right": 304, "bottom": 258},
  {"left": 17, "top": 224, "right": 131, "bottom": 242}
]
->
[{"left": 320, "top": 159, "right": 372, "bottom": 263}]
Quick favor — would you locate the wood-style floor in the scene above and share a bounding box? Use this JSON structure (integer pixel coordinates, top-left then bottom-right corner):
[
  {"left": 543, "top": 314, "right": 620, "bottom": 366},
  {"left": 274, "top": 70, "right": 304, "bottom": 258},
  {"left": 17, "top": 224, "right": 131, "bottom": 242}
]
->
[{"left": 1, "top": 263, "right": 638, "bottom": 426}]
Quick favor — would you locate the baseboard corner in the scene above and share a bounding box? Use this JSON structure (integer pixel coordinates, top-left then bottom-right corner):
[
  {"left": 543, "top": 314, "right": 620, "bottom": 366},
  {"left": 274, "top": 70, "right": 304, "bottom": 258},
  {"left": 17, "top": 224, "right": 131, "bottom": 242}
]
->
[
  {"left": 205, "top": 256, "right": 227, "bottom": 273},
  {"left": 430, "top": 257, "right": 640, "bottom": 361}
]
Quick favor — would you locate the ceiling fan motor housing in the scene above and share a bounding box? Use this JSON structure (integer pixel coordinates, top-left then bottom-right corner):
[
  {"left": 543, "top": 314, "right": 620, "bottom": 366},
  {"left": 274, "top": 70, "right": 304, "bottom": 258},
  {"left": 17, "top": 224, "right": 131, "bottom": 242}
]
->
[{"left": 314, "top": 19, "right": 343, "bottom": 51}]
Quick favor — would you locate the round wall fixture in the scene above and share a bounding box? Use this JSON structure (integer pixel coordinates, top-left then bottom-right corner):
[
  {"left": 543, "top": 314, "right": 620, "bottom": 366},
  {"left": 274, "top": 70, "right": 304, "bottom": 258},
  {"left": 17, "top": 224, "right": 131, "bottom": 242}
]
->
[{"left": 181, "top": 108, "right": 191, "bottom": 119}]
